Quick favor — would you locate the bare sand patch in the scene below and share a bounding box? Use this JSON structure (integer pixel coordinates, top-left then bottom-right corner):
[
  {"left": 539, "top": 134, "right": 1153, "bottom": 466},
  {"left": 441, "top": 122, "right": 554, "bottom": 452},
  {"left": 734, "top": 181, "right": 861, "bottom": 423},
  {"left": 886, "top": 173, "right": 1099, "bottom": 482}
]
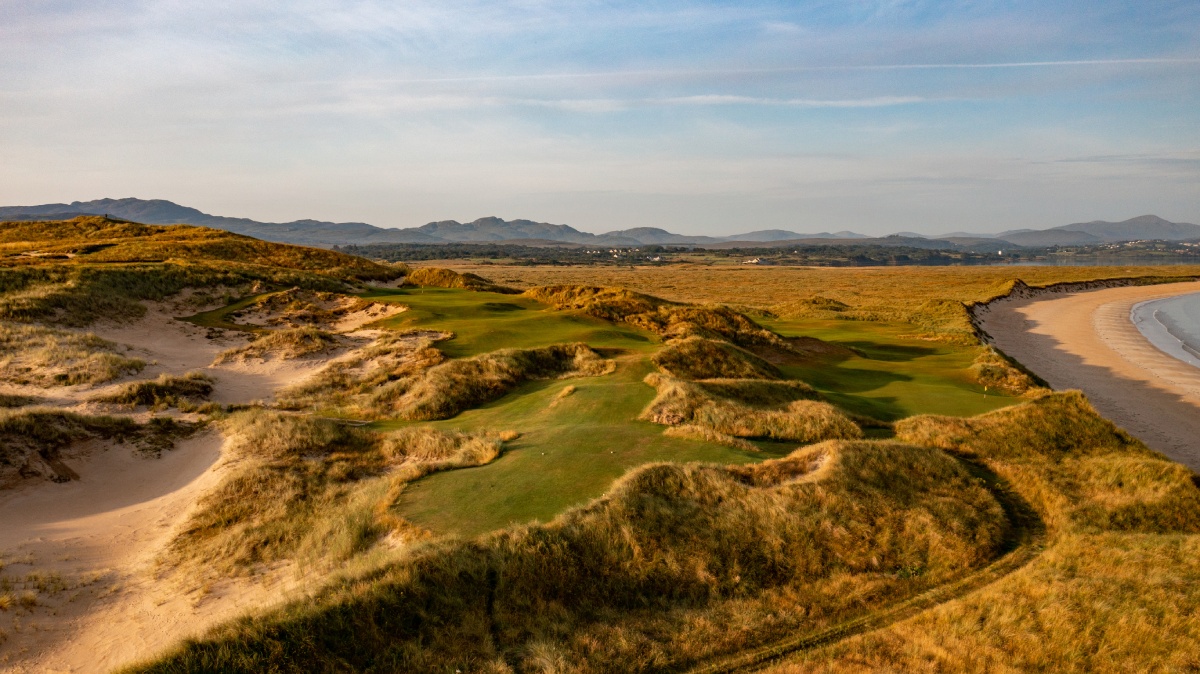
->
[
  {"left": 86, "top": 302, "right": 354, "bottom": 406},
  {"left": 0, "top": 430, "right": 307, "bottom": 673},
  {"left": 978, "top": 280, "right": 1200, "bottom": 470}
]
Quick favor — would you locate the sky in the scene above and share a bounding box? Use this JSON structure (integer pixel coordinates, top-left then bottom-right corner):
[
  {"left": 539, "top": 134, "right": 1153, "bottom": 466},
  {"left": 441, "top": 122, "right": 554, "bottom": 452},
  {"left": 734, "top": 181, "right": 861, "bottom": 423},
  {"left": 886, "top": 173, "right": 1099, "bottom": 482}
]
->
[{"left": 1, "top": 1, "right": 1198, "bottom": 236}]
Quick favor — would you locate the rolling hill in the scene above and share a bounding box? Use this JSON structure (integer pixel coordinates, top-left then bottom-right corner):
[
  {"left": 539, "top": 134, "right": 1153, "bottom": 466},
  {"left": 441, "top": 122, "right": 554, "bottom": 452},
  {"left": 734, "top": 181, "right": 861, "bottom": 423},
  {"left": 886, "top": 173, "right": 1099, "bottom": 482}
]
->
[{"left": 1, "top": 198, "right": 1196, "bottom": 249}]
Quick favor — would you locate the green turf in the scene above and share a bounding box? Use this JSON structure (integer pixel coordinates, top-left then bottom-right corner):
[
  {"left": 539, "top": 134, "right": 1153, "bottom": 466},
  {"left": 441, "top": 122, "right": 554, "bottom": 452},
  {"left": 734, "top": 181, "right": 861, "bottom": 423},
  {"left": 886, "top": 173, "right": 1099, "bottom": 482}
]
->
[
  {"left": 360, "top": 287, "right": 657, "bottom": 358},
  {"left": 383, "top": 357, "right": 794, "bottom": 538},
  {"left": 188, "top": 286, "right": 1018, "bottom": 538},
  {"left": 761, "top": 317, "right": 1019, "bottom": 421},
  {"left": 180, "top": 292, "right": 274, "bottom": 332}
]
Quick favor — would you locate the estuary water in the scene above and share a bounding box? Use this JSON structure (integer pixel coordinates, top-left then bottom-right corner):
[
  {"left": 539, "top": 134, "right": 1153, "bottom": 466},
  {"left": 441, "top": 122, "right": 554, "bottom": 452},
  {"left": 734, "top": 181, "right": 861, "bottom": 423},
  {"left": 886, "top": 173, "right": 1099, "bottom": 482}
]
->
[{"left": 1131, "top": 291, "right": 1200, "bottom": 369}]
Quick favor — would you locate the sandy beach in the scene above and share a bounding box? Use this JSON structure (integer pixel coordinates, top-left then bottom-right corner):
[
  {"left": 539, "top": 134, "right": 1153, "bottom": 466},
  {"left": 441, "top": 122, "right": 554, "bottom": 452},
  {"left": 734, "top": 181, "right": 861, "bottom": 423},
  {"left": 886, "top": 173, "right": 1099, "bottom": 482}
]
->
[{"left": 978, "top": 280, "right": 1200, "bottom": 471}]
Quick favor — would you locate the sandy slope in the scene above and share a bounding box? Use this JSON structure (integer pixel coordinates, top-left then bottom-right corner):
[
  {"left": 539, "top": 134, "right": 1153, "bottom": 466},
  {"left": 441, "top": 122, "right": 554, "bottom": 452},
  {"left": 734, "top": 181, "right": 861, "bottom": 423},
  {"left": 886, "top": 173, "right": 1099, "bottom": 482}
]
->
[
  {"left": 978, "top": 280, "right": 1200, "bottom": 470},
  {"left": 0, "top": 302, "right": 371, "bottom": 672}
]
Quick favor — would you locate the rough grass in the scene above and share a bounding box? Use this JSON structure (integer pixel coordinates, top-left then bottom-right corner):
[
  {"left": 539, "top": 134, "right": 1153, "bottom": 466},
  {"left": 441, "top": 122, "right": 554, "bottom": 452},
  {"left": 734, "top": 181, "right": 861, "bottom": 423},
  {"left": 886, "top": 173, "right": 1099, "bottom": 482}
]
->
[
  {"left": 213, "top": 327, "right": 343, "bottom": 364},
  {"left": 129, "top": 439, "right": 1007, "bottom": 673},
  {"left": 167, "top": 411, "right": 509, "bottom": 575},
  {"left": 277, "top": 330, "right": 450, "bottom": 417},
  {"left": 763, "top": 391, "right": 1200, "bottom": 673},
  {"left": 0, "top": 321, "right": 144, "bottom": 386},
  {"left": 0, "top": 393, "right": 35, "bottom": 408},
  {"left": 0, "top": 217, "right": 400, "bottom": 281},
  {"left": 0, "top": 217, "right": 402, "bottom": 328},
  {"left": 970, "top": 345, "right": 1044, "bottom": 395},
  {"left": 226, "top": 288, "right": 392, "bottom": 329},
  {"left": 406, "top": 267, "right": 518, "bottom": 293},
  {"left": 92, "top": 371, "right": 214, "bottom": 408},
  {"left": 392, "top": 343, "right": 616, "bottom": 421},
  {"left": 662, "top": 424, "right": 760, "bottom": 451},
  {"left": 475, "top": 265, "right": 1200, "bottom": 343},
  {"left": 653, "top": 336, "right": 783, "bottom": 380},
  {"left": 642, "top": 373, "right": 862, "bottom": 443},
  {"left": 524, "top": 284, "right": 784, "bottom": 347},
  {"left": 0, "top": 409, "right": 195, "bottom": 487}
]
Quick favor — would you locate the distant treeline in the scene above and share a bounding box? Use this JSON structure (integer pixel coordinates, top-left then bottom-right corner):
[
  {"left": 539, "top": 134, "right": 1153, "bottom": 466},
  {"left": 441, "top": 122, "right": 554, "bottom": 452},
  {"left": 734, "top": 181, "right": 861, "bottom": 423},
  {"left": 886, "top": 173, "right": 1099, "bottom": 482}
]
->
[
  {"left": 335, "top": 242, "right": 1014, "bottom": 266},
  {"left": 336, "top": 240, "right": 1200, "bottom": 267}
]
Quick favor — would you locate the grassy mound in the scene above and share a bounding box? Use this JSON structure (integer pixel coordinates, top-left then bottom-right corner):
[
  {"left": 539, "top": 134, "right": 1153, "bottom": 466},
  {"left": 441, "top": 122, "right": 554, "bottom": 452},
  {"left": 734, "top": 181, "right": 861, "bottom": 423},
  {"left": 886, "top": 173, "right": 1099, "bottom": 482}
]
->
[
  {"left": 0, "top": 217, "right": 399, "bottom": 281},
  {"left": 524, "top": 284, "right": 782, "bottom": 347},
  {"left": 0, "top": 409, "right": 194, "bottom": 487},
  {"left": 970, "top": 346, "right": 1043, "bottom": 395},
  {"left": 406, "top": 267, "right": 517, "bottom": 293},
  {"left": 131, "top": 439, "right": 1007, "bottom": 673},
  {"left": 652, "top": 336, "right": 783, "bottom": 380},
  {"left": 278, "top": 330, "right": 449, "bottom": 417},
  {"left": 895, "top": 391, "right": 1200, "bottom": 534},
  {"left": 642, "top": 373, "right": 861, "bottom": 443},
  {"left": 168, "top": 411, "right": 509, "bottom": 574},
  {"left": 226, "top": 288, "right": 384, "bottom": 328},
  {"left": 92, "top": 371, "right": 214, "bottom": 408},
  {"left": 762, "top": 392, "right": 1200, "bottom": 673},
  {"left": 394, "top": 343, "right": 615, "bottom": 420},
  {"left": 0, "top": 217, "right": 402, "bottom": 327},
  {"left": 213, "top": 327, "right": 342, "bottom": 364},
  {"left": 0, "top": 322, "right": 145, "bottom": 386}
]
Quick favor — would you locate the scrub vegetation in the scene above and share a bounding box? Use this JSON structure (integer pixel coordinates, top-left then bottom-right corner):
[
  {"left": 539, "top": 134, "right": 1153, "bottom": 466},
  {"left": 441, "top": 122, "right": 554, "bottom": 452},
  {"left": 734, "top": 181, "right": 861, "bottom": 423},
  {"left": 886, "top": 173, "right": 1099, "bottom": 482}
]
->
[
  {"left": 132, "top": 437, "right": 1009, "bottom": 673},
  {"left": 0, "top": 409, "right": 196, "bottom": 487},
  {"left": 213, "top": 327, "right": 344, "bottom": 364},
  {"left": 762, "top": 392, "right": 1200, "bottom": 673},
  {"left": 0, "top": 322, "right": 144, "bottom": 385},
  {"left": 4, "top": 225, "right": 1198, "bottom": 672},
  {"left": 92, "top": 371, "right": 215, "bottom": 409},
  {"left": 167, "top": 410, "right": 513, "bottom": 575}
]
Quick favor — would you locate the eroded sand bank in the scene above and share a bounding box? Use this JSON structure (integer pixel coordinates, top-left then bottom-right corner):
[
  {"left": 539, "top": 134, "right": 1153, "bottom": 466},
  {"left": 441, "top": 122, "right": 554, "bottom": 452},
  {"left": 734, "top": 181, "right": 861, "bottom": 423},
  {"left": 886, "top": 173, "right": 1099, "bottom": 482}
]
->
[{"left": 977, "top": 280, "right": 1200, "bottom": 470}]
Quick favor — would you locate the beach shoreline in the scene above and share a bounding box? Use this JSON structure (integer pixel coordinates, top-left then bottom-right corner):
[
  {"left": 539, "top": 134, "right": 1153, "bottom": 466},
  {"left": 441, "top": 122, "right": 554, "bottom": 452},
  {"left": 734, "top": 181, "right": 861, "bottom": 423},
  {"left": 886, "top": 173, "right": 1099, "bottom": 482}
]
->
[{"left": 977, "top": 280, "right": 1200, "bottom": 471}]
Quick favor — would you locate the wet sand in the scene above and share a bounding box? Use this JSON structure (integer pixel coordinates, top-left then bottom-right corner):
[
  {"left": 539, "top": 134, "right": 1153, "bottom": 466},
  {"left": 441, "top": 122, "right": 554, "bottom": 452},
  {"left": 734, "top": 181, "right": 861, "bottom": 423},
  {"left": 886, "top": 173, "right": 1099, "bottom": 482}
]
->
[{"left": 977, "top": 281, "right": 1200, "bottom": 471}]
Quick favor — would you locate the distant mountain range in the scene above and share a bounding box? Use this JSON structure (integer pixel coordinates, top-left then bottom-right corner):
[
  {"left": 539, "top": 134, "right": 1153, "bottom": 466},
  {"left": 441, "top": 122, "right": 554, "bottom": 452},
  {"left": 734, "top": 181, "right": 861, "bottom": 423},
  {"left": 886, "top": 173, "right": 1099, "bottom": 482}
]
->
[{"left": 0, "top": 198, "right": 1197, "bottom": 250}]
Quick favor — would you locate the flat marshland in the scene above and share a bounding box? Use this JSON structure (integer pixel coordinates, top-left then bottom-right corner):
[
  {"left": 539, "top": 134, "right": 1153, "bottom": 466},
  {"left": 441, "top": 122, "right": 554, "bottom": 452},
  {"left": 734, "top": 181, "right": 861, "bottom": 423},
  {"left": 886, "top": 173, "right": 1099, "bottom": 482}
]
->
[{"left": 1, "top": 218, "right": 1199, "bottom": 673}]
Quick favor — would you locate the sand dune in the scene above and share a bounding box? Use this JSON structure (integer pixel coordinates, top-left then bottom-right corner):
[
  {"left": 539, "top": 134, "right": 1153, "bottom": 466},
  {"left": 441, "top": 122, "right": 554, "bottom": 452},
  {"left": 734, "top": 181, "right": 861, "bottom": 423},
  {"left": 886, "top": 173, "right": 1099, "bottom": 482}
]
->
[
  {"left": 978, "top": 280, "right": 1200, "bottom": 470},
  {"left": 0, "top": 302, "right": 355, "bottom": 672}
]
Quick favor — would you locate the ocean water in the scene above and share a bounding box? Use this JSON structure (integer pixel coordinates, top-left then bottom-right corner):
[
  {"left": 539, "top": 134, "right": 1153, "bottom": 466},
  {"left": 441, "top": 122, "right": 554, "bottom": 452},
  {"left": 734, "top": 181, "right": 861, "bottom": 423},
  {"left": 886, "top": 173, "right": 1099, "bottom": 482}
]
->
[{"left": 1131, "top": 292, "right": 1200, "bottom": 369}]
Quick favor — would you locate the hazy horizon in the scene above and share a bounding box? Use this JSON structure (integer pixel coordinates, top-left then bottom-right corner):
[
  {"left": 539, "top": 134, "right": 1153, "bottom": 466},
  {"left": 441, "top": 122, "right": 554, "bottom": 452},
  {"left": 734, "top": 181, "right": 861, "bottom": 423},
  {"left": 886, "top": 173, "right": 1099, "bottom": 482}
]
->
[{"left": 2, "top": 1, "right": 1198, "bottom": 236}]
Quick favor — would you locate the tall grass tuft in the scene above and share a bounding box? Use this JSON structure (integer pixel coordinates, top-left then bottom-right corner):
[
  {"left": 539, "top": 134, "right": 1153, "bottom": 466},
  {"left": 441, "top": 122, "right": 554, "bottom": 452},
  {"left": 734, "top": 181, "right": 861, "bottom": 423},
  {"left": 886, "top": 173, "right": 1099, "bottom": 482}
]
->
[
  {"left": 92, "top": 371, "right": 214, "bottom": 408},
  {"left": 652, "top": 336, "right": 783, "bottom": 380},
  {"left": 213, "top": 327, "right": 342, "bottom": 364},
  {"left": 0, "top": 322, "right": 144, "bottom": 386},
  {"left": 642, "top": 372, "right": 860, "bottom": 443},
  {"left": 394, "top": 343, "right": 615, "bottom": 420}
]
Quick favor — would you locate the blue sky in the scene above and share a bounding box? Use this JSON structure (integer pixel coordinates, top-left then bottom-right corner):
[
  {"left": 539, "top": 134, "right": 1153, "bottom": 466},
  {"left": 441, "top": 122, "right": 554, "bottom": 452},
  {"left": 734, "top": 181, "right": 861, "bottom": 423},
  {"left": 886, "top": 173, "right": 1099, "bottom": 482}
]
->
[{"left": 1, "top": 1, "right": 1197, "bottom": 235}]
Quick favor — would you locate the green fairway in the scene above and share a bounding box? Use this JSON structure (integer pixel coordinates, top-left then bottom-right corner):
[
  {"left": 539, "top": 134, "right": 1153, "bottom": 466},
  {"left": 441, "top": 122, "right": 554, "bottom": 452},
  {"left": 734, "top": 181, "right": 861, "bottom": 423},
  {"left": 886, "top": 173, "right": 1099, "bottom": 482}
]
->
[
  {"left": 361, "top": 287, "right": 657, "bottom": 358},
  {"left": 382, "top": 356, "right": 795, "bottom": 538},
  {"left": 187, "top": 286, "right": 1019, "bottom": 538},
  {"left": 761, "top": 317, "right": 1019, "bottom": 420},
  {"left": 180, "top": 291, "right": 273, "bottom": 331}
]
